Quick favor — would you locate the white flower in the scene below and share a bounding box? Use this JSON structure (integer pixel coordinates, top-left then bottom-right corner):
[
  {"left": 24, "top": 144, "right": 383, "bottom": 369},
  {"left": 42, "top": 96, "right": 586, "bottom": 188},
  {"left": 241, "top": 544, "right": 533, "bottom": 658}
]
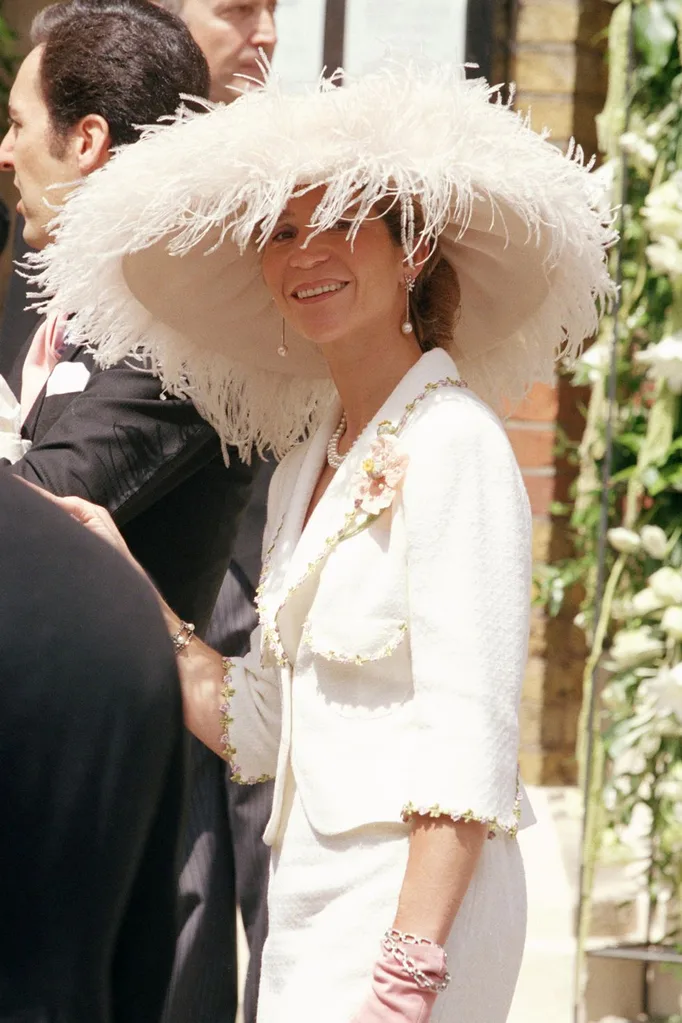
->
[
  {"left": 634, "top": 333, "right": 682, "bottom": 393},
  {"left": 601, "top": 680, "right": 630, "bottom": 714},
  {"left": 612, "top": 748, "right": 647, "bottom": 777},
  {"left": 640, "top": 732, "right": 663, "bottom": 757},
  {"left": 662, "top": 606, "right": 682, "bottom": 641},
  {"left": 577, "top": 341, "right": 611, "bottom": 383},
  {"left": 590, "top": 159, "right": 617, "bottom": 217},
  {"left": 647, "top": 663, "right": 682, "bottom": 722},
  {"left": 629, "top": 587, "right": 665, "bottom": 616},
  {"left": 657, "top": 774, "right": 682, "bottom": 802},
  {"left": 649, "top": 567, "right": 682, "bottom": 605},
  {"left": 610, "top": 627, "right": 665, "bottom": 670},
  {"left": 607, "top": 527, "right": 642, "bottom": 554},
  {"left": 656, "top": 760, "right": 682, "bottom": 802},
  {"left": 642, "top": 172, "right": 682, "bottom": 242},
  {"left": 646, "top": 237, "right": 682, "bottom": 278},
  {"left": 620, "top": 131, "right": 658, "bottom": 168},
  {"left": 640, "top": 525, "right": 669, "bottom": 559}
]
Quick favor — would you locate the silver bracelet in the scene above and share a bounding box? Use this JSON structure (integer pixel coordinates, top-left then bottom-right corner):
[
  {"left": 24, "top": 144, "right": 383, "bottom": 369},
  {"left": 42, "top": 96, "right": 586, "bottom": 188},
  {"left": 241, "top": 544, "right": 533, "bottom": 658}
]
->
[
  {"left": 171, "top": 620, "right": 196, "bottom": 654},
  {"left": 382, "top": 929, "right": 451, "bottom": 993}
]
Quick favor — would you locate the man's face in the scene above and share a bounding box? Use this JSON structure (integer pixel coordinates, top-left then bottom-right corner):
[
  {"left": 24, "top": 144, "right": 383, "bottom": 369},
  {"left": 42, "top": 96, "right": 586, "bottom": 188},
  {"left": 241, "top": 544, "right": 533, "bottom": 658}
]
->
[
  {"left": 181, "top": 0, "right": 277, "bottom": 103},
  {"left": 0, "top": 47, "right": 83, "bottom": 250}
]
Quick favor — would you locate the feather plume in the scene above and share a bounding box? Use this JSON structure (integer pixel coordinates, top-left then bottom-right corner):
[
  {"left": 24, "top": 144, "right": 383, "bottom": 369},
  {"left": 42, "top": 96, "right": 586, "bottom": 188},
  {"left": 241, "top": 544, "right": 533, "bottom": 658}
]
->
[{"left": 27, "top": 58, "right": 616, "bottom": 459}]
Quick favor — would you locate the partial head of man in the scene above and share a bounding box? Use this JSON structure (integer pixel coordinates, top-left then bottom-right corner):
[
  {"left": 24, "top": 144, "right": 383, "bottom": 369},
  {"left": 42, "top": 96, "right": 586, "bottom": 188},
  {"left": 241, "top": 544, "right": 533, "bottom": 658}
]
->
[
  {"left": 0, "top": 0, "right": 209, "bottom": 250},
  {"left": 157, "top": 0, "right": 277, "bottom": 104}
]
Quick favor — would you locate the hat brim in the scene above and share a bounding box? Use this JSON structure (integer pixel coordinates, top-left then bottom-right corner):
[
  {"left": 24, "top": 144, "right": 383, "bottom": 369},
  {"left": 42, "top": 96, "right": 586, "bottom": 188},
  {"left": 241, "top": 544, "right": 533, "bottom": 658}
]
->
[{"left": 30, "top": 60, "right": 615, "bottom": 457}]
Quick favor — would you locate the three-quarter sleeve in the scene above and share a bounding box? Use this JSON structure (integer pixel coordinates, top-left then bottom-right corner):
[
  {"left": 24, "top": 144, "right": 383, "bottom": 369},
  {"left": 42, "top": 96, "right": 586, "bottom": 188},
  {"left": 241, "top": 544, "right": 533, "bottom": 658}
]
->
[
  {"left": 217, "top": 457, "right": 292, "bottom": 784},
  {"left": 400, "top": 395, "right": 531, "bottom": 836},
  {"left": 220, "top": 632, "right": 281, "bottom": 784}
]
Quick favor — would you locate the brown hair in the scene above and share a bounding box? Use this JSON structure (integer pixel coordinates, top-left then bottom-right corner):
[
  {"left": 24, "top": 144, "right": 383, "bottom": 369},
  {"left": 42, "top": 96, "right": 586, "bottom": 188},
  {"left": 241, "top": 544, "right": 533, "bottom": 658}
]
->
[
  {"left": 31, "top": 0, "right": 209, "bottom": 151},
  {"left": 381, "top": 200, "right": 461, "bottom": 353}
]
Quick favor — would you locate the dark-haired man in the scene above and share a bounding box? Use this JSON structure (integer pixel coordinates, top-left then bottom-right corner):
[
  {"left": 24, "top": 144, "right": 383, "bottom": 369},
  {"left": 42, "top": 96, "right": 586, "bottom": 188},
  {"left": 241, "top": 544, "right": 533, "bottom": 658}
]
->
[
  {"left": 0, "top": 2, "right": 254, "bottom": 1021},
  {"left": 0, "top": 0, "right": 250, "bottom": 628}
]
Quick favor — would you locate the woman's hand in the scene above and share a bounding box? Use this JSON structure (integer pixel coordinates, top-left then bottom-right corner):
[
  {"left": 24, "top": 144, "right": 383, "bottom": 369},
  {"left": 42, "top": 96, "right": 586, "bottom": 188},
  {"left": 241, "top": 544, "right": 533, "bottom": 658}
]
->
[{"left": 351, "top": 938, "right": 447, "bottom": 1023}]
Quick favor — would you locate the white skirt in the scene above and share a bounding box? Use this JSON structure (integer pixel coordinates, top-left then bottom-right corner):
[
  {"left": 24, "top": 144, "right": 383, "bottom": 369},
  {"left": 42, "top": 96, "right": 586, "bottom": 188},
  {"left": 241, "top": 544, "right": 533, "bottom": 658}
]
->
[{"left": 256, "top": 771, "right": 527, "bottom": 1022}]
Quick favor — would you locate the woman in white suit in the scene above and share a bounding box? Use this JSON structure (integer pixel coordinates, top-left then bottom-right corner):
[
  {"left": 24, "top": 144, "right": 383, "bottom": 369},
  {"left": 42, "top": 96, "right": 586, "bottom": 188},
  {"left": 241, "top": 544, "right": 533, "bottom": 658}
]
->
[{"left": 33, "top": 63, "right": 614, "bottom": 1022}]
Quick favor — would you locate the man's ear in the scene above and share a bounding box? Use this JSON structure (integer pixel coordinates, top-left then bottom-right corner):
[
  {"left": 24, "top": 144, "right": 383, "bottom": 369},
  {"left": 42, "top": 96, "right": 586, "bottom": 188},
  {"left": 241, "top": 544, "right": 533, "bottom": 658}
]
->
[{"left": 73, "top": 114, "right": 112, "bottom": 175}]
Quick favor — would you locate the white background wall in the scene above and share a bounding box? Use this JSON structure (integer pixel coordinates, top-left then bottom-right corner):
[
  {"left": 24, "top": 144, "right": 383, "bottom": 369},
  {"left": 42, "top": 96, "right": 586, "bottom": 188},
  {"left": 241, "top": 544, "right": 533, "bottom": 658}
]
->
[{"left": 273, "top": 0, "right": 468, "bottom": 88}]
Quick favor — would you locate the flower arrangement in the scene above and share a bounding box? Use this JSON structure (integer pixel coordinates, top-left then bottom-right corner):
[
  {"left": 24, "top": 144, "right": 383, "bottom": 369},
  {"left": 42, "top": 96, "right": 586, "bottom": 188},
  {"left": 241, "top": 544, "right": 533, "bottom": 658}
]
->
[
  {"left": 536, "top": 0, "right": 682, "bottom": 963},
  {"left": 599, "top": 524, "right": 682, "bottom": 903}
]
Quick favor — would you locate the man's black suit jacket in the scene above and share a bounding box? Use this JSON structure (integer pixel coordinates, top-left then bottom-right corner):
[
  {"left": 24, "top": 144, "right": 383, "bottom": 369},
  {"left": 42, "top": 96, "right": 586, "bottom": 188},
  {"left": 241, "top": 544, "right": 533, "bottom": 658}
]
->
[{"left": 0, "top": 319, "right": 254, "bottom": 633}]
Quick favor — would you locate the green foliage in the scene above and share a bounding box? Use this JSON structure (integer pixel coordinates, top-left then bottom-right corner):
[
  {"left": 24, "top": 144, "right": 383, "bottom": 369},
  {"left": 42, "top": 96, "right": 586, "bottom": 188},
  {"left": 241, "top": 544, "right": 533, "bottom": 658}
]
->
[{"left": 542, "top": 0, "right": 682, "bottom": 947}]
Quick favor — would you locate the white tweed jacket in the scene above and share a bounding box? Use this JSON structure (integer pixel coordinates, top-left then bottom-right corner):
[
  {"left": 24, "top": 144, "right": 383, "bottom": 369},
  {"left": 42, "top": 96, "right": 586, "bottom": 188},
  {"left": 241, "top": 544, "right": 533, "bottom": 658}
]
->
[{"left": 222, "top": 348, "right": 535, "bottom": 845}]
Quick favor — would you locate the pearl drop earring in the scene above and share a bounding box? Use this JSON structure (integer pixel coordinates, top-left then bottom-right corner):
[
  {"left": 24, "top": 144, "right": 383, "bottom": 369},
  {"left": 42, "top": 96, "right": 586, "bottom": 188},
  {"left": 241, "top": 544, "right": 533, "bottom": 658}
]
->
[
  {"left": 278, "top": 318, "right": 289, "bottom": 357},
  {"left": 401, "top": 275, "right": 415, "bottom": 335}
]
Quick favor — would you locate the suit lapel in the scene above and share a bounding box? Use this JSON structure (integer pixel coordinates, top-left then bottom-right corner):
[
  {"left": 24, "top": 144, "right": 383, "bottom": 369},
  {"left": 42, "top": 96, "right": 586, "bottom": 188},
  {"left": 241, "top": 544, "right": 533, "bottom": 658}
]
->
[
  {"left": 22, "top": 339, "right": 87, "bottom": 442},
  {"left": 262, "top": 348, "right": 465, "bottom": 665},
  {"left": 4, "top": 321, "right": 41, "bottom": 403}
]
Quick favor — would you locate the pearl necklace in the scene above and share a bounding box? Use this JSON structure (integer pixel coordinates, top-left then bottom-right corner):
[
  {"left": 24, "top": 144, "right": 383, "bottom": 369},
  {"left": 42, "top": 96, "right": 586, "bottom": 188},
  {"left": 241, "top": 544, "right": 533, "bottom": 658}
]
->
[{"left": 327, "top": 413, "right": 348, "bottom": 469}]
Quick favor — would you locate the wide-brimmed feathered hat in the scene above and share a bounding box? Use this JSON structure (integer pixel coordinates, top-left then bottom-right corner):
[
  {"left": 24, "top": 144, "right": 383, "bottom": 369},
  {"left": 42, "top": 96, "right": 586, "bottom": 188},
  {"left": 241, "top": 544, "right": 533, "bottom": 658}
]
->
[{"left": 30, "top": 59, "right": 615, "bottom": 461}]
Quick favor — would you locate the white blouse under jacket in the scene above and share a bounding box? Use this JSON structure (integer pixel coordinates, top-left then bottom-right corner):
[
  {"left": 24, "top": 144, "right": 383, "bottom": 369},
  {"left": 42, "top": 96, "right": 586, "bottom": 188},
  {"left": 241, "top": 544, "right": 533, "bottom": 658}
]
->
[{"left": 221, "top": 348, "right": 535, "bottom": 845}]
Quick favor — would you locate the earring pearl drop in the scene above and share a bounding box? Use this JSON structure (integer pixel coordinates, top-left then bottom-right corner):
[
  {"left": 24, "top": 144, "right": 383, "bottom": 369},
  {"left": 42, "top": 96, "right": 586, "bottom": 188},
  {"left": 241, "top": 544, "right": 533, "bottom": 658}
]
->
[
  {"left": 278, "top": 317, "right": 289, "bottom": 357},
  {"left": 402, "top": 274, "right": 415, "bottom": 334}
]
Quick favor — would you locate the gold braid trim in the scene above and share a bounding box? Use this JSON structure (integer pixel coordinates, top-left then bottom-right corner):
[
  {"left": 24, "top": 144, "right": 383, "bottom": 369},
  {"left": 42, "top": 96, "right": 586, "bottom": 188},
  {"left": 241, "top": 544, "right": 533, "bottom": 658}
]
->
[
  {"left": 401, "top": 771, "right": 522, "bottom": 839},
  {"left": 218, "top": 657, "right": 274, "bottom": 785}
]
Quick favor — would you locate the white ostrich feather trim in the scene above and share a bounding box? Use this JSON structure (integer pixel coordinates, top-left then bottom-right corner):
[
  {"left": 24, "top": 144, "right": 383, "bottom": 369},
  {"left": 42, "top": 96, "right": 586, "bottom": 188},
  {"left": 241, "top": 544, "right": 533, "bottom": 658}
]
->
[{"left": 28, "top": 58, "right": 616, "bottom": 457}]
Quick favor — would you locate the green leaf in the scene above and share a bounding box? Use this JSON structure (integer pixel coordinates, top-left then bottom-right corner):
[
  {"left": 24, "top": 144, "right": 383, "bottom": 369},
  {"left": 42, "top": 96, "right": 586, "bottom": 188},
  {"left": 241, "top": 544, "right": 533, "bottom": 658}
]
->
[
  {"left": 643, "top": 9, "right": 677, "bottom": 71},
  {"left": 607, "top": 721, "right": 654, "bottom": 760},
  {"left": 609, "top": 465, "right": 638, "bottom": 483},
  {"left": 617, "top": 432, "right": 646, "bottom": 454},
  {"left": 550, "top": 501, "right": 572, "bottom": 517}
]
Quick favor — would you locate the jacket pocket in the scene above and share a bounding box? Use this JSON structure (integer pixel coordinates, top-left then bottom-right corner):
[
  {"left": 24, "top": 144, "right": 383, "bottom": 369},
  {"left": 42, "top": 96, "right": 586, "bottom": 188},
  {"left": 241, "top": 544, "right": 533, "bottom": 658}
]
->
[
  {"left": 300, "top": 614, "right": 412, "bottom": 720},
  {"left": 302, "top": 614, "right": 407, "bottom": 665}
]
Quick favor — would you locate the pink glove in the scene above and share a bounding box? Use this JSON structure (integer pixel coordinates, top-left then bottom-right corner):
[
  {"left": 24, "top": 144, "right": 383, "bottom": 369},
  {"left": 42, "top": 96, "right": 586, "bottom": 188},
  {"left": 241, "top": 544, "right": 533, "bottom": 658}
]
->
[{"left": 351, "top": 936, "right": 449, "bottom": 1023}]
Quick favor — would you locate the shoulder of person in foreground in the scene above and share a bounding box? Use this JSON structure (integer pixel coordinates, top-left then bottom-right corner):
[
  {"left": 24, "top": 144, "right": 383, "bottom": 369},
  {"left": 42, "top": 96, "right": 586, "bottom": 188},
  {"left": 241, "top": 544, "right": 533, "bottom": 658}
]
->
[
  {"left": 0, "top": 474, "right": 180, "bottom": 694},
  {"left": 4, "top": 354, "right": 240, "bottom": 525},
  {"left": 0, "top": 475, "right": 185, "bottom": 1023}
]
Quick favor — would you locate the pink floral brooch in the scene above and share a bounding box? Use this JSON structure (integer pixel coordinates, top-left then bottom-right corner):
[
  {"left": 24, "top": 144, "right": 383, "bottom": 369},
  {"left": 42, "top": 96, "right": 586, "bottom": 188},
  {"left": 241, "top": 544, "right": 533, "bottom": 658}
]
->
[{"left": 352, "top": 433, "right": 409, "bottom": 516}]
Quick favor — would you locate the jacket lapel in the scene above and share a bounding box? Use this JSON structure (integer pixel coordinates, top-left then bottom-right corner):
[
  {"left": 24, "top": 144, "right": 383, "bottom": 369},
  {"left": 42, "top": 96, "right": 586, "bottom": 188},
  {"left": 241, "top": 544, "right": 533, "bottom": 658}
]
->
[
  {"left": 257, "top": 399, "right": 341, "bottom": 665},
  {"left": 263, "top": 348, "right": 464, "bottom": 665},
  {"left": 21, "top": 339, "right": 84, "bottom": 442}
]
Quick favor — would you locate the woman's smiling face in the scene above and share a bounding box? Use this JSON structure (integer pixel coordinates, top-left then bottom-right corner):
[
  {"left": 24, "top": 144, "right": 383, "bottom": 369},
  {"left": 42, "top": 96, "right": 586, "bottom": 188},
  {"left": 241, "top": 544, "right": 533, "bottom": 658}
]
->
[{"left": 260, "top": 187, "right": 407, "bottom": 348}]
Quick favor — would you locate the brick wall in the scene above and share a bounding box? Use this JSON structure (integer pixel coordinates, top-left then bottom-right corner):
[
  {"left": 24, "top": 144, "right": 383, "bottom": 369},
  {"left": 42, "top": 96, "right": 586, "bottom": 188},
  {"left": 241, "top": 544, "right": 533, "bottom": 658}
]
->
[{"left": 508, "top": 0, "right": 611, "bottom": 784}]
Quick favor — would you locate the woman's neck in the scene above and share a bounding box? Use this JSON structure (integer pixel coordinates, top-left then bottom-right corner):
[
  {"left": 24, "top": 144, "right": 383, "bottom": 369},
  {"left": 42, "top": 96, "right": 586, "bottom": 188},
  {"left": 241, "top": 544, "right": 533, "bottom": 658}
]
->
[{"left": 323, "top": 328, "right": 423, "bottom": 451}]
